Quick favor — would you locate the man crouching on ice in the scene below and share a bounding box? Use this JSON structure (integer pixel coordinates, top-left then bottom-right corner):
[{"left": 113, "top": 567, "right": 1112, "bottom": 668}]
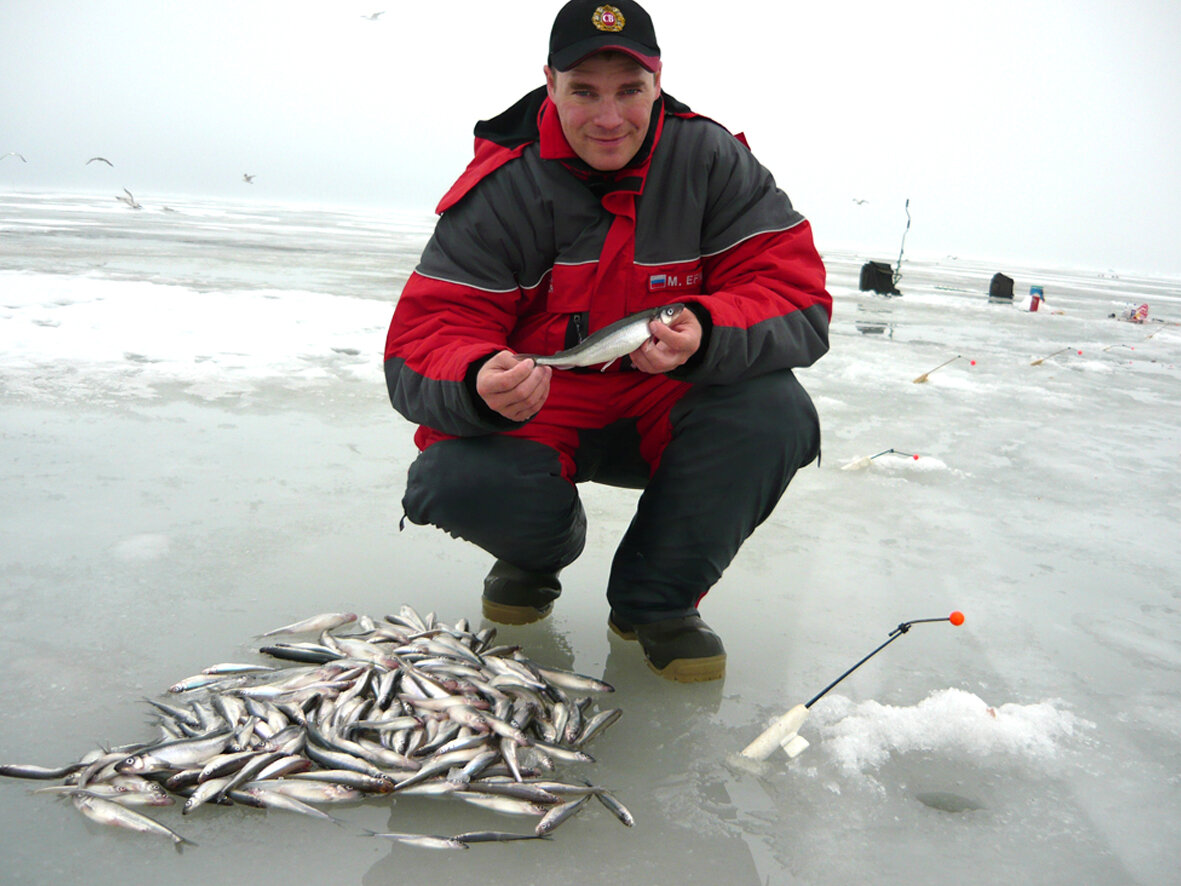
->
[{"left": 383, "top": 0, "right": 831, "bottom": 682}]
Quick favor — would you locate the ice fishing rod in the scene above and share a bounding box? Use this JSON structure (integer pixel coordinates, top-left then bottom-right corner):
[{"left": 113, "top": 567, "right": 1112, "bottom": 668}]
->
[
  {"left": 840, "top": 448, "right": 920, "bottom": 471},
  {"left": 1030, "top": 346, "right": 1073, "bottom": 366},
  {"left": 912, "top": 354, "right": 961, "bottom": 383},
  {"left": 739, "top": 612, "right": 965, "bottom": 761},
  {"left": 893, "top": 198, "right": 911, "bottom": 287}
]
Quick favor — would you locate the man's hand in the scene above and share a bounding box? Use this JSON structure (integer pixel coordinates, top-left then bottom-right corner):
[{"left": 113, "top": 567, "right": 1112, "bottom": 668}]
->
[
  {"left": 476, "top": 350, "right": 552, "bottom": 422},
  {"left": 630, "top": 307, "right": 702, "bottom": 374}
]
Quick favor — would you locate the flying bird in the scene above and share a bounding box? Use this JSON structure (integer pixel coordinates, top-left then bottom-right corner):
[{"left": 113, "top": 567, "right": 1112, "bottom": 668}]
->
[
  {"left": 2, "top": 152, "right": 27, "bottom": 162},
  {"left": 361, "top": 11, "right": 384, "bottom": 20},
  {"left": 116, "top": 188, "right": 142, "bottom": 209},
  {"left": 243, "top": 173, "right": 255, "bottom": 183},
  {"left": 87, "top": 156, "right": 114, "bottom": 166},
  {"left": 852, "top": 198, "right": 868, "bottom": 205}
]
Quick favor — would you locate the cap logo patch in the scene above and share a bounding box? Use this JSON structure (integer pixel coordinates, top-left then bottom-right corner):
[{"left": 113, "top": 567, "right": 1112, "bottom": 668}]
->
[{"left": 592, "top": 5, "right": 626, "bottom": 32}]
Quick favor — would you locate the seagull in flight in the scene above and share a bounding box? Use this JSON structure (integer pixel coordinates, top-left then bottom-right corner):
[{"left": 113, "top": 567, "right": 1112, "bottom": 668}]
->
[
  {"left": 116, "top": 188, "right": 142, "bottom": 209},
  {"left": 2, "top": 152, "right": 27, "bottom": 162},
  {"left": 361, "top": 11, "right": 384, "bottom": 20},
  {"left": 243, "top": 173, "right": 255, "bottom": 183},
  {"left": 852, "top": 198, "right": 868, "bottom": 205},
  {"left": 87, "top": 156, "right": 114, "bottom": 166}
]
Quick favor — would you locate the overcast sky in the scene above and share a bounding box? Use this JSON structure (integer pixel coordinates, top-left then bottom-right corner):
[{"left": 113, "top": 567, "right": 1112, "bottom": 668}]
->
[{"left": 2, "top": 1, "right": 1179, "bottom": 276}]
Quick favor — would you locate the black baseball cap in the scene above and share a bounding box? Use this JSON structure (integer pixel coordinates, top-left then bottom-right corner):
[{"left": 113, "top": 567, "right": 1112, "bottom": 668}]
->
[{"left": 548, "top": 1, "right": 661, "bottom": 72}]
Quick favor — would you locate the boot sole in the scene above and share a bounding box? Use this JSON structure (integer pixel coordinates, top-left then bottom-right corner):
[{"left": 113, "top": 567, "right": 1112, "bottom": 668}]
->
[
  {"left": 608, "top": 618, "right": 636, "bottom": 641},
  {"left": 647, "top": 654, "right": 726, "bottom": 683},
  {"left": 482, "top": 597, "right": 552, "bottom": 625}
]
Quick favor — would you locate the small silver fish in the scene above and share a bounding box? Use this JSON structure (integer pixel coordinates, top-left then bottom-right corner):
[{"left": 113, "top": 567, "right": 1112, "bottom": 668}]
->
[
  {"left": 0, "top": 762, "right": 85, "bottom": 780},
  {"left": 71, "top": 791, "right": 195, "bottom": 849},
  {"left": 453, "top": 830, "right": 551, "bottom": 844},
  {"left": 257, "top": 612, "right": 357, "bottom": 638},
  {"left": 362, "top": 830, "right": 469, "bottom": 850},
  {"left": 535, "top": 794, "right": 593, "bottom": 836},
  {"left": 590, "top": 785, "right": 635, "bottom": 827},
  {"left": 116, "top": 731, "right": 234, "bottom": 774},
  {"left": 519, "top": 303, "right": 685, "bottom": 370}
]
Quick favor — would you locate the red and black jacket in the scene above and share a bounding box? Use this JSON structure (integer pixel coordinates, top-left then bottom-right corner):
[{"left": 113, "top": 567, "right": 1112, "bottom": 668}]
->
[{"left": 384, "top": 87, "right": 831, "bottom": 447}]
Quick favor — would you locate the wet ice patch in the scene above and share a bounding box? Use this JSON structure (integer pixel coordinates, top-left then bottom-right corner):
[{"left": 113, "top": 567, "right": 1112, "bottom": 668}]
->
[
  {"left": 111, "top": 533, "right": 171, "bottom": 561},
  {"left": 809, "top": 688, "right": 1093, "bottom": 775}
]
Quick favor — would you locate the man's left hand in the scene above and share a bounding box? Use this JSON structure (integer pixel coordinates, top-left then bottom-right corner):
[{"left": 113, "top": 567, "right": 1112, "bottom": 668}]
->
[{"left": 630, "top": 307, "right": 702, "bottom": 374}]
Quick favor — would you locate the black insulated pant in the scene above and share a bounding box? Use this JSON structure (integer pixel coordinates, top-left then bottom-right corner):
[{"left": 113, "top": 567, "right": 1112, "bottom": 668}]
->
[{"left": 401, "top": 368, "right": 820, "bottom": 625}]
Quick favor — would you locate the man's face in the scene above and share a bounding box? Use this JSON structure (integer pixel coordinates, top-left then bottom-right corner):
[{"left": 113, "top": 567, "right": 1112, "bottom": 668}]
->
[{"left": 545, "top": 53, "right": 661, "bottom": 172}]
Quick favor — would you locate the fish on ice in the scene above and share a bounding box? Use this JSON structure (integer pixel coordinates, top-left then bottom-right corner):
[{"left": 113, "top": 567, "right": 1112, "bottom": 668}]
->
[{"left": 0, "top": 605, "right": 630, "bottom": 848}]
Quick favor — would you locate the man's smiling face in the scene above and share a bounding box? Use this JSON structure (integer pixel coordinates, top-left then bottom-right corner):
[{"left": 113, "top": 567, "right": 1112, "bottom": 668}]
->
[{"left": 545, "top": 52, "right": 661, "bottom": 172}]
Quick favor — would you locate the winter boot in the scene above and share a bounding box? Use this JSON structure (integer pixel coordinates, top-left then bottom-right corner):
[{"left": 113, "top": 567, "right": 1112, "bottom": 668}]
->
[
  {"left": 608, "top": 612, "right": 726, "bottom": 682},
  {"left": 481, "top": 559, "right": 562, "bottom": 625}
]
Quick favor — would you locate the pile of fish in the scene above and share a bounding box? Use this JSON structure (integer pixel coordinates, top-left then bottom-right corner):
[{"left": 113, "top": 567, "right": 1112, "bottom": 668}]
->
[{"left": 0, "top": 607, "right": 632, "bottom": 850}]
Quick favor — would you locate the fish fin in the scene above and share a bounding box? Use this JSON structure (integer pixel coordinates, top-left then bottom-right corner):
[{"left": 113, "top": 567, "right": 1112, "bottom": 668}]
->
[{"left": 599, "top": 358, "right": 618, "bottom": 372}]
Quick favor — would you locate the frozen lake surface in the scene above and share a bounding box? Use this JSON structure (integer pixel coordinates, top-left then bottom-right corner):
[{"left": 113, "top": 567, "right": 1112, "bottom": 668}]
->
[{"left": 1, "top": 193, "right": 1178, "bottom": 885}]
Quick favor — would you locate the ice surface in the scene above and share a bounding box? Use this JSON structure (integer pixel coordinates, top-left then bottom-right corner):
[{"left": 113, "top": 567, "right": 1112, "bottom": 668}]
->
[{"left": 1, "top": 194, "right": 1178, "bottom": 885}]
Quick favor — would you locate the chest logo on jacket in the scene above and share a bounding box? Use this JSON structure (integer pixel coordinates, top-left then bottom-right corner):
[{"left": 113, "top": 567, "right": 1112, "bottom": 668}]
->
[{"left": 649, "top": 271, "right": 701, "bottom": 292}]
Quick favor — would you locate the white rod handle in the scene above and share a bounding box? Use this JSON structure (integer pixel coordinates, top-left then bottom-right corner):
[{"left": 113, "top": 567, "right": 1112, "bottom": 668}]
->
[{"left": 739, "top": 704, "right": 809, "bottom": 760}]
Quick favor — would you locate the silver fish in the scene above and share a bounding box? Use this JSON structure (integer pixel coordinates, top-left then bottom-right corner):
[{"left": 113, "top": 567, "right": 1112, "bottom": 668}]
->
[
  {"left": 116, "top": 731, "right": 234, "bottom": 774},
  {"left": 201, "top": 662, "right": 278, "bottom": 676},
  {"left": 286, "top": 769, "right": 396, "bottom": 794},
  {"left": 242, "top": 779, "right": 363, "bottom": 804},
  {"left": 519, "top": 303, "right": 685, "bottom": 370},
  {"left": 529, "top": 663, "right": 616, "bottom": 695},
  {"left": 452, "top": 830, "right": 551, "bottom": 844},
  {"left": 594, "top": 789, "right": 636, "bottom": 827},
  {"left": 362, "top": 830, "right": 468, "bottom": 850},
  {"left": 34, "top": 783, "right": 174, "bottom": 808},
  {"left": 236, "top": 787, "right": 344, "bottom": 824},
  {"left": 0, "top": 762, "right": 85, "bottom": 780},
  {"left": 71, "top": 791, "right": 195, "bottom": 850},
  {"left": 535, "top": 794, "right": 593, "bottom": 836},
  {"left": 575, "top": 707, "right": 624, "bottom": 747},
  {"left": 257, "top": 612, "right": 357, "bottom": 637},
  {"left": 182, "top": 775, "right": 234, "bottom": 815}
]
